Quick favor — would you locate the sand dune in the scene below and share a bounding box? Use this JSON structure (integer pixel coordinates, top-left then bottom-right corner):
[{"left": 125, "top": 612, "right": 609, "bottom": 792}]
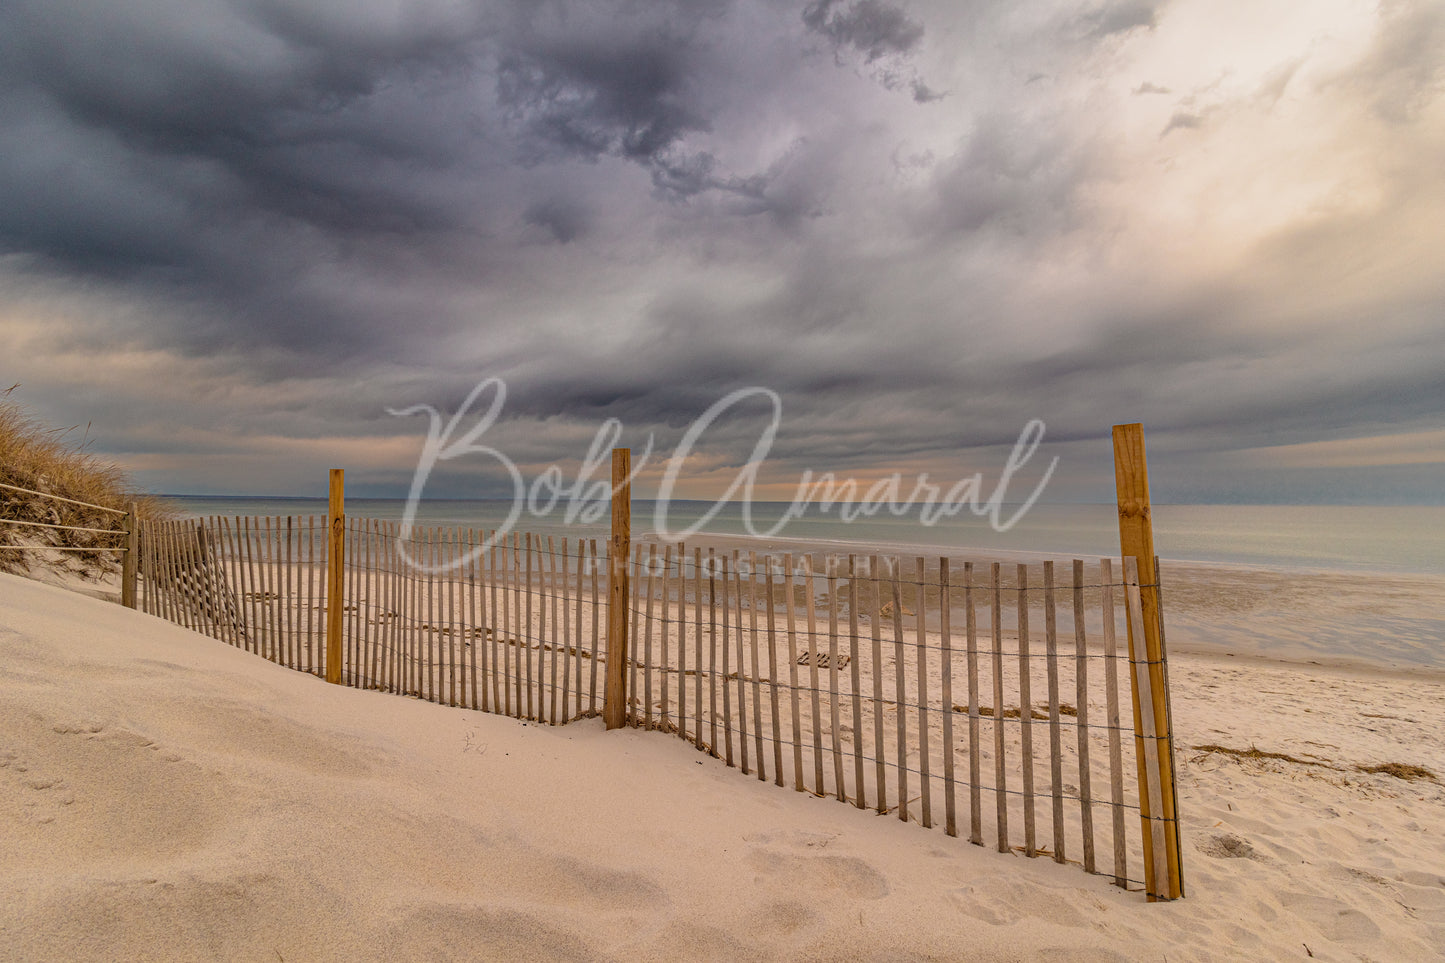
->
[{"left": 2, "top": 572, "right": 1443, "bottom": 961}]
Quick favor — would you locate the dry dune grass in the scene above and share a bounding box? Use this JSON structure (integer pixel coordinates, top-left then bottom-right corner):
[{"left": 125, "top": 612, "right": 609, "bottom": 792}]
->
[
  {"left": 1358, "top": 762, "right": 1437, "bottom": 782},
  {"left": 0, "top": 387, "right": 168, "bottom": 577},
  {"left": 1193, "top": 743, "right": 1438, "bottom": 783}
]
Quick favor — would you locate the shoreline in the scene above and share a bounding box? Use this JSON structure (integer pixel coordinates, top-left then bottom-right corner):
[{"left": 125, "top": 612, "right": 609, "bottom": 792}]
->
[{"left": 159, "top": 498, "right": 1445, "bottom": 578}]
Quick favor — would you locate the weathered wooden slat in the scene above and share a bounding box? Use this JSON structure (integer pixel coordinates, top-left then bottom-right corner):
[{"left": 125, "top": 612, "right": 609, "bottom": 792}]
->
[
  {"left": 391, "top": 522, "right": 402, "bottom": 692},
  {"left": 196, "top": 520, "right": 214, "bottom": 638},
  {"left": 274, "top": 517, "right": 289, "bottom": 659},
  {"left": 298, "top": 516, "right": 311, "bottom": 672},
  {"left": 748, "top": 552, "right": 767, "bottom": 783},
  {"left": 443, "top": 529, "right": 454, "bottom": 705},
  {"left": 939, "top": 558, "right": 957, "bottom": 838},
  {"left": 829, "top": 557, "right": 846, "bottom": 804},
  {"left": 429, "top": 527, "right": 440, "bottom": 700},
  {"left": 1018, "top": 563, "right": 1036, "bottom": 856},
  {"left": 372, "top": 521, "right": 382, "bottom": 689},
  {"left": 765, "top": 559, "right": 784, "bottom": 788},
  {"left": 509, "top": 530, "right": 520, "bottom": 713},
  {"left": 707, "top": 548, "right": 719, "bottom": 752},
  {"left": 178, "top": 520, "right": 199, "bottom": 636},
  {"left": 914, "top": 557, "right": 932, "bottom": 828},
  {"left": 195, "top": 520, "right": 213, "bottom": 638},
  {"left": 574, "top": 538, "right": 588, "bottom": 720},
  {"left": 365, "top": 518, "right": 377, "bottom": 684},
  {"left": 451, "top": 529, "right": 463, "bottom": 704},
  {"left": 869, "top": 555, "right": 891, "bottom": 814},
  {"left": 676, "top": 547, "right": 690, "bottom": 739},
  {"left": 846, "top": 555, "right": 863, "bottom": 808},
  {"left": 590, "top": 539, "right": 601, "bottom": 717},
  {"left": 212, "top": 517, "right": 236, "bottom": 647},
  {"left": 642, "top": 543, "right": 658, "bottom": 730},
  {"left": 694, "top": 548, "right": 706, "bottom": 748},
  {"left": 268, "top": 516, "right": 283, "bottom": 663},
  {"left": 890, "top": 558, "right": 908, "bottom": 823},
  {"left": 557, "top": 533, "right": 570, "bottom": 722},
  {"left": 245, "top": 517, "right": 261, "bottom": 654},
  {"left": 352, "top": 518, "right": 364, "bottom": 684},
  {"left": 279, "top": 515, "right": 293, "bottom": 663},
  {"left": 402, "top": 526, "right": 415, "bottom": 697},
  {"left": 658, "top": 544, "right": 673, "bottom": 732},
  {"left": 543, "top": 531, "right": 555, "bottom": 720},
  {"left": 783, "top": 553, "right": 804, "bottom": 792},
  {"left": 965, "top": 562, "right": 982, "bottom": 846},
  {"left": 722, "top": 552, "right": 737, "bottom": 769},
  {"left": 179, "top": 519, "right": 195, "bottom": 631},
  {"left": 1101, "top": 557, "right": 1127, "bottom": 887},
  {"left": 1124, "top": 556, "right": 1170, "bottom": 900},
  {"left": 629, "top": 540, "right": 642, "bottom": 726},
  {"left": 523, "top": 533, "right": 534, "bottom": 719},
  {"left": 740, "top": 552, "right": 756, "bottom": 774},
  {"left": 490, "top": 533, "right": 503, "bottom": 713},
  {"left": 547, "top": 535, "right": 560, "bottom": 724},
  {"left": 151, "top": 520, "right": 166, "bottom": 623},
  {"left": 198, "top": 518, "right": 222, "bottom": 645},
  {"left": 1045, "top": 560, "right": 1065, "bottom": 864},
  {"left": 804, "top": 558, "right": 825, "bottom": 796},
  {"left": 991, "top": 562, "right": 1008, "bottom": 853},
  {"left": 164, "top": 520, "right": 180, "bottom": 628},
  {"left": 1074, "top": 558, "right": 1096, "bottom": 874},
  {"left": 151, "top": 520, "right": 169, "bottom": 624},
  {"left": 136, "top": 518, "right": 149, "bottom": 616},
  {"left": 399, "top": 522, "right": 409, "bottom": 693},
  {"left": 251, "top": 516, "right": 266, "bottom": 655}
]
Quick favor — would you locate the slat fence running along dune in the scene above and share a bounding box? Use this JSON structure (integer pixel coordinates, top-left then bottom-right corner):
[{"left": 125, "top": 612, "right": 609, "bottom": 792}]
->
[
  {"left": 134, "top": 513, "right": 1180, "bottom": 899},
  {"left": 620, "top": 548, "right": 1165, "bottom": 892},
  {"left": 140, "top": 517, "right": 612, "bottom": 722}
]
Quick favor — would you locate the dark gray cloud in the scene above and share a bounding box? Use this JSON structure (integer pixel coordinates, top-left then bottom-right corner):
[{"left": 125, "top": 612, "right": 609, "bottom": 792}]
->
[
  {"left": 1159, "top": 110, "right": 1204, "bottom": 136},
  {"left": 498, "top": 38, "right": 705, "bottom": 163},
  {"left": 802, "top": 0, "right": 925, "bottom": 63},
  {"left": 1082, "top": 0, "right": 1164, "bottom": 38},
  {"left": 1, "top": 0, "right": 1442, "bottom": 504},
  {"left": 523, "top": 197, "right": 591, "bottom": 243}
]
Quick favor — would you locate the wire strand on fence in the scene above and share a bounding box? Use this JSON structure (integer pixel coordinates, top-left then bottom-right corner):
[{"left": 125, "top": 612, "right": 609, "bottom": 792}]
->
[
  {"left": 0, "top": 545, "right": 130, "bottom": 553},
  {"left": 0, "top": 480, "right": 130, "bottom": 515},
  {"left": 0, "top": 517, "right": 126, "bottom": 536}
]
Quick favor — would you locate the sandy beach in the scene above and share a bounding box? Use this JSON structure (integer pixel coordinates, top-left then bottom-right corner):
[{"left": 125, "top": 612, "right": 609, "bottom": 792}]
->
[{"left": 2, "top": 570, "right": 1444, "bottom": 961}]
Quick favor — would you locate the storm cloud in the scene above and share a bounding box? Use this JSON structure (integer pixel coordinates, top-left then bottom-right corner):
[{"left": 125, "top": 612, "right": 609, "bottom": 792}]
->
[{"left": 1, "top": 0, "right": 1443, "bottom": 503}]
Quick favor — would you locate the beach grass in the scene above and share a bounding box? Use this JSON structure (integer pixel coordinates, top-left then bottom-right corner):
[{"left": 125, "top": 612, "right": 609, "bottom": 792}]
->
[{"left": 0, "top": 388, "right": 167, "bottom": 576}]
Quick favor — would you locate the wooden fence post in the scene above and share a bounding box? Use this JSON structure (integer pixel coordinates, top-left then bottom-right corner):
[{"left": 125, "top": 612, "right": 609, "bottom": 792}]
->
[
  {"left": 121, "top": 501, "right": 139, "bottom": 609},
  {"left": 1112, "top": 423, "right": 1183, "bottom": 901},
  {"left": 326, "top": 469, "right": 346, "bottom": 685},
  {"left": 603, "top": 449, "right": 631, "bottom": 730}
]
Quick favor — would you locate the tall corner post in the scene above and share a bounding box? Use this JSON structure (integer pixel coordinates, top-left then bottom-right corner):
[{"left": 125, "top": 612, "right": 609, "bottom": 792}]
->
[
  {"left": 120, "top": 500, "right": 139, "bottom": 609},
  {"left": 326, "top": 468, "right": 346, "bottom": 685},
  {"left": 1112, "top": 423, "right": 1183, "bottom": 900},
  {"left": 603, "top": 448, "right": 632, "bottom": 730}
]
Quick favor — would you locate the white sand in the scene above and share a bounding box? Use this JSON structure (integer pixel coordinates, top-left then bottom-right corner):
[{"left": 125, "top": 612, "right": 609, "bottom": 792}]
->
[{"left": 2, "top": 572, "right": 1444, "bottom": 961}]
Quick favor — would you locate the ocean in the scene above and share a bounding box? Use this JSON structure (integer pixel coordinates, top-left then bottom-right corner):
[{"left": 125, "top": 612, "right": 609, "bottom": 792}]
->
[
  {"left": 160, "top": 497, "right": 1445, "bottom": 670},
  {"left": 162, "top": 497, "right": 1445, "bottom": 576}
]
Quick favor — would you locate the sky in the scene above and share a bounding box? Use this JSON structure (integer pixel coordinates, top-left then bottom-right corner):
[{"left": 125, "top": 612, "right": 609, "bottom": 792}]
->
[{"left": 1, "top": 0, "right": 1442, "bottom": 504}]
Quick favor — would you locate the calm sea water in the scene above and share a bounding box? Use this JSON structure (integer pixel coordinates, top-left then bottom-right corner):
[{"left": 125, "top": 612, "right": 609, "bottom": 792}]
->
[{"left": 162, "top": 497, "right": 1445, "bottom": 576}]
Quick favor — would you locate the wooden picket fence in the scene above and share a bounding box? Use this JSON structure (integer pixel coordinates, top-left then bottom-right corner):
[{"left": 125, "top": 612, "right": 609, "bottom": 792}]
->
[{"left": 136, "top": 514, "right": 1181, "bottom": 899}]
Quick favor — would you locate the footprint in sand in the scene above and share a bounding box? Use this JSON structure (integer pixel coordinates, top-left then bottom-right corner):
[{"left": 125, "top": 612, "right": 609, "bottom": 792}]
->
[
  {"left": 1279, "top": 891, "right": 1383, "bottom": 943},
  {"left": 1196, "top": 832, "right": 1261, "bottom": 860},
  {"left": 0, "top": 707, "right": 236, "bottom": 870},
  {"left": 743, "top": 829, "right": 889, "bottom": 899}
]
